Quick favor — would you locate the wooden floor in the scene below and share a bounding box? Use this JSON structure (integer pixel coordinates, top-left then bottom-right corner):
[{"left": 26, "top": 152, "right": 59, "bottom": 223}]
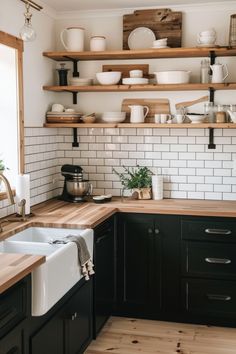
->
[{"left": 85, "top": 317, "right": 236, "bottom": 354}]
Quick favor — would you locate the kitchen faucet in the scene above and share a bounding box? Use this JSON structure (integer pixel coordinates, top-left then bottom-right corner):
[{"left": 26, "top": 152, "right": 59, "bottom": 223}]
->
[{"left": 0, "top": 174, "right": 28, "bottom": 232}]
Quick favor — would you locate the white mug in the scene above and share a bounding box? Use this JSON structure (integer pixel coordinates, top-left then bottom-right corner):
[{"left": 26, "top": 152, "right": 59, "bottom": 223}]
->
[
  {"left": 154, "top": 114, "right": 161, "bottom": 123},
  {"left": 175, "top": 114, "right": 185, "bottom": 123},
  {"left": 160, "top": 114, "right": 171, "bottom": 123},
  {"left": 199, "top": 28, "right": 216, "bottom": 37},
  {"left": 51, "top": 103, "right": 64, "bottom": 112},
  {"left": 60, "top": 27, "right": 85, "bottom": 51},
  {"left": 129, "top": 70, "right": 143, "bottom": 78},
  {"left": 90, "top": 36, "right": 106, "bottom": 51}
]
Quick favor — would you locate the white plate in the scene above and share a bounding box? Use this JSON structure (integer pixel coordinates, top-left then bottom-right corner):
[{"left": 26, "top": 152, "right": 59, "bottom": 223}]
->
[
  {"left": 151, "top": 46, "right": 170, "bottom": 49},
  {"left": 128, "top": 27, "right": 156, "bottom": 50},
  {"left": 122, "top": 78, "right": 149, "bottom": 85}
]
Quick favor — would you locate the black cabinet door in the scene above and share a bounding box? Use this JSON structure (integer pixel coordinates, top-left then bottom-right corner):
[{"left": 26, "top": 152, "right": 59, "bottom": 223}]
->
[
  {"left": 30, "top": 315, "right": 63, "bottom": 354},
  {"left": 0, "top": 327, "right": 23, "bottom": 354},
  {"left": 63, "top": 280, "right": 92, "bottom": 354},
  {"left": 117, "top": 213, "right": 161, "bottom": 317},
  {"left": 93, "top": 217, "right": 115, "bottom": 336}
]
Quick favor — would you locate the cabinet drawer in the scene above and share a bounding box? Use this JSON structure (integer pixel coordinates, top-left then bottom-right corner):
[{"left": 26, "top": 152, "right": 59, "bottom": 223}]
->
[
  {"left": 181, "top": 218, "right": 236, "bottom": 242},
  {"left": 182, "top": 278, "right": 236, "bottom": 319},
  {"left": 182, "top": 242, "right": 236, "bottom": 278},
  {"left": 0, "top": 279, "right": 28, "bottom": 339}
]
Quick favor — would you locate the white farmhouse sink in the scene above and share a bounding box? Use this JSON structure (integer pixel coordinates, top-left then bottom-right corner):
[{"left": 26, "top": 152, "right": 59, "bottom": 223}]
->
[{"left": 1, "top": 227, "right": 93, "bottom": 316}]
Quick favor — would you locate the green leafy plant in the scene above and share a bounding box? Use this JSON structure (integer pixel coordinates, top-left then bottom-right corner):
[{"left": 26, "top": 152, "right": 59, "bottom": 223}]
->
[
  {"left": 0, "top": 159, "right": 6, "bottom": 171},
  {"left": 113, "top": 165, "right": 153, "bottom": 190}
]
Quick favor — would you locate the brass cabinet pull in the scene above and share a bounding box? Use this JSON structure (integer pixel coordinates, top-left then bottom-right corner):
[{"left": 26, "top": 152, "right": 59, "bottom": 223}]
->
[
  {"left": 207, "top": 294, "right": 231, "bottom": 301},
  {"left": 205, "top": 257, "right": 231, "bottom": 264},
  {"left": 205, "top": 228, "right": 232, "bottom": 235}
]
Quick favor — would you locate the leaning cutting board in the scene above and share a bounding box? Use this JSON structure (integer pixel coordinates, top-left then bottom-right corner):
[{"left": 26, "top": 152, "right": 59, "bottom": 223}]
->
[
  {"left": 121, "top": 98, "right": 170, "bottom": 123},
  {"left": 123, "top": 8, "right": 182, "bottom": 49}
]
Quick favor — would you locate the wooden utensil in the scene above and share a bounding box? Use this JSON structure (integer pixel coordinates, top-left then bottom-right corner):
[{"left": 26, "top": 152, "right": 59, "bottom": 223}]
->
[
  {"left": 121, "top": 98, "right": 170, "bottom": 123},
  {"left": 102, "top": 64, "right": 153, "bottom": 79},
  {"left": 175, "top": 95, "right": 209, "bottom": 110},
  {"left": 123, "top": 8, "right": 182, "bottom": 49}
]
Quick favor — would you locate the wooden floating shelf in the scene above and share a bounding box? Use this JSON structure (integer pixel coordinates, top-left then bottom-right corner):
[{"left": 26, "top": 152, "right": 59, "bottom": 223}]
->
[
  {"left": 43, "top": 83, "right": 236, "bottom": 93},
  {"left": 43, "top": 47, "right": 236, "bottom": 61},
  {"left": 44, "top": 123, "right": 236, "bottom": 129}
]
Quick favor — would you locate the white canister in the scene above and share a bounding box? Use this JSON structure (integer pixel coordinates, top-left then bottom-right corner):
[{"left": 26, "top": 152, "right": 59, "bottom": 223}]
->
[
  {"left": 90, "top": 36, "right": 106, "bottom": 51},
  {"left": 152, "top": 175, "right": 163, "bottom": 200},
  {"left": 60, "top": 27, "right": 85, "bottom": 51}
]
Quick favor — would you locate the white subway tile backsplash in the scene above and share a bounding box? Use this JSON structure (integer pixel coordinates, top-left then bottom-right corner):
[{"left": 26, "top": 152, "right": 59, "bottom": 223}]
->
[{"left": 3, "top": 126, "right": 236, "bottom": 218}]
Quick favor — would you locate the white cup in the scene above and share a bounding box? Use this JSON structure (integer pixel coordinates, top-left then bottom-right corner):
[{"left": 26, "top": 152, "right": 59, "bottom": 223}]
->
[
  {"left": 154, "top": 114, "right": 161, "bottom": 123},
  {"left": 51, "top": 103, "right": 64, "bottom": 112},
  {"left": 160, "top": 114, "right": 171, "bottom": 123},
  {"left": 198, "top": 35, "right": 216, "bottom": 45},
  {"left": 129, "top": 70, "right": 143, "bottom": 78},
  {"left": 90, "top": 36, "right": 106, "bottom": 51},
  {"left": 199, "top": 28, "right": 216, "bottom": 37},
  {"left": 175, "top": 114, "right": 185, "bottom": 123}
]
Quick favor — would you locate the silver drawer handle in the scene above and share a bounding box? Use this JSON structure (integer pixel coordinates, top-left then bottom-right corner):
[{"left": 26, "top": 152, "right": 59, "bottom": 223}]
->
[
  {"left": 205, "top": 257, "right": 231, "bottom": 264},
  {"left": 207, "top": 294, "right": 231, "bottom": 301},
  {"left": 205, "top": 228, "right": 232, "bottom": 235}
]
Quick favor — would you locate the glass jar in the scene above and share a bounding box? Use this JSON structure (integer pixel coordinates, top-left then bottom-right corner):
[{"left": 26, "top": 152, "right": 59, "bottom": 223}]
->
[
  {"left": 215, "top": 104, "right": 226, "bottom": 123},
  {"left": 204, "top": 102, "right": 215, "bottom": 123},
  {"left": 200, "top": 59, "right": 210, "bottom": 83}
]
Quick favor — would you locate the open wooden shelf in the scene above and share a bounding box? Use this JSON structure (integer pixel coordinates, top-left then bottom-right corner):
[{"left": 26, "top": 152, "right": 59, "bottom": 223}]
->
[
  {"left": 43, "top": 83, "right": 236, "bottom": 93},
  {"left": 43, "top": 123, "right": 236, "bottom": 129},
  {"left": 43, "top": 47, "right": 236, "bottom": 61}
]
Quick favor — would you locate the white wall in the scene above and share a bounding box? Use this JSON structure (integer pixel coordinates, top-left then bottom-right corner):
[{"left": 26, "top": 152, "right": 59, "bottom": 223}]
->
[{"left": 1, "top": 0, "right": 57, "bottom": 127}]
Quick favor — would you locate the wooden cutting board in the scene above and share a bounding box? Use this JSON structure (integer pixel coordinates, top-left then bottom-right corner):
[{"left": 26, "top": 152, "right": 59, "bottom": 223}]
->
[
  {"left": 121, "top": 98, "right": 170, "bottom": 123},
  {"left": 123, "top": 8, "right": 182, "bottom": 49},
  {"left": 102, "top": 64, "right": 153, "bottom": 79}
]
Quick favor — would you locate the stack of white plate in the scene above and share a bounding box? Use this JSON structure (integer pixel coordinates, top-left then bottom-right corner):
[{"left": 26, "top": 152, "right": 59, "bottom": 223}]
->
[
  {"left": 68, "top": 77, "right": 93, "bottom": 86},
  {"left": 46, "top": 111, "right": 82, "bottom": 123},
  {"left": 122, "top": 78, "right": 149, "bottom": 85}
]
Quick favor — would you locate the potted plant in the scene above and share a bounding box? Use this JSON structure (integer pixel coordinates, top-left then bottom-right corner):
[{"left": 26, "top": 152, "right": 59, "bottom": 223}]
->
[
  {"left": 0, "top": 159, "right": 6, "bottom": 173},
  {"left": 113, "top": 165, "right": 153, "bottom": 199}
]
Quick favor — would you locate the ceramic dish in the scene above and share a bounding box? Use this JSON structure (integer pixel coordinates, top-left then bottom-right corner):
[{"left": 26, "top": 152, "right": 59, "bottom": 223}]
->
[
  {"left": 122, "top": 78, "right": 149, "bottom": 85},
  {"left": 93, "top": 194, "right": 112, "bottom": 203},
  {"left": 151, "top": 46, "right": 170, "bottom": 49},
  {"left": 96, "top": 71, "right": 121, "bottom": 85},
  {"left": 68, "top": 78, "right": 93, "bottom": 86},
  {"left": 186, "top": 114, "right": 206, "bottom": 123},
  {"left": 128, "top": 27, "right": 156, "bottom": 50},
  {"left": 154, "top": 70, "right": 191, "bottom": 84}
]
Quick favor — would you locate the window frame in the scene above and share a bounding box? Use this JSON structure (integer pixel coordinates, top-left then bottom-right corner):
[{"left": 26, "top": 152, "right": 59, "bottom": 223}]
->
[{"left": 0, "top": 30, "right": 24, "bottom": 174}]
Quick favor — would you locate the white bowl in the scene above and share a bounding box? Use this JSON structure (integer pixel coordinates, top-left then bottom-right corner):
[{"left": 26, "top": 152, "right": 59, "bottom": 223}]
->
[
  {"left": 122, "top": 78, "right": 149, "bottom": 85},
  {"left": 154, "top": 70, "right": 191, "bottom": 84},
  {"left": 101, "top": 112, "right": 126, "bottom": 123},
  {"left": 187, "top": 114, "right": 206, "bottom": 123},
  {"left": 96, "top": 71, "right": 121, "bottom": 85},
  {"left": 69, "top": 77, "right": 93, "bottom": 86}
]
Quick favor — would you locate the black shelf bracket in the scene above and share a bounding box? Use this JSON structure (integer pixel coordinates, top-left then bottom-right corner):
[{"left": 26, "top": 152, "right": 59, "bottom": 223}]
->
[
  {"left": 72, "top": 128, "right": 79, "bottom": 147},
  {"left": 209, "top": 50, "right": 216, "bottom": 65},
  {"left": 209, "top": 87, "right": 215, "bottom": 103},
  {"left": 64, "top": 57, "right": 79, "bottom": 104},
  {"left": 208, "top": 128, "right": 216, "bottom": 149},
  {"left": 72, "top": 92, "right": 78, "bottom": 104}
]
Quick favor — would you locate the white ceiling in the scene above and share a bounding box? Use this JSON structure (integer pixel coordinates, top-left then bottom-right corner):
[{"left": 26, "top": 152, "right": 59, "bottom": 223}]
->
[{"left": 40, "top": 0, "right": 236, "bottom": 12}]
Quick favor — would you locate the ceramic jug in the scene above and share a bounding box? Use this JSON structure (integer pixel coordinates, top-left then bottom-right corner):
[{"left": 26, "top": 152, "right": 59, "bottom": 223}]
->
[
  {"left": 210, "top": 63, "right": 228, "bottom": 83},
  {"left": 129, "top": 105, "right": 149, "bottom": 123},
  {"left": 60, "top": 27, "right": 85, "bottom": 51}
]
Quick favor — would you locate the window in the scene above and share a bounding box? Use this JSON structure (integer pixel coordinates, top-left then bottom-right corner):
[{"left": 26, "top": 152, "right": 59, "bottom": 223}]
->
[{"left": 0, "top": 31, "right": 24, "bottom": 190}]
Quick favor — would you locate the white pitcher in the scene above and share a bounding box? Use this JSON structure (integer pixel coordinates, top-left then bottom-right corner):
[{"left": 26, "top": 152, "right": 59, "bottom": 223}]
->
[
  {"left": 210, "top": 63, "right": 228, "bottom": 83},
  {"left": 129, "top": 105, "right": 149, "bottom": 123},
  {"left": 60, "top": 27, "right": 85, "bottom": 51}
]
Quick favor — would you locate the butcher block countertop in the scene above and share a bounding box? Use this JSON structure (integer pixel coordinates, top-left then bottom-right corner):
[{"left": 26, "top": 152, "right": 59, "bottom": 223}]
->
[{"left": 1, "top": 197, "right": 236, "bottom": 293}]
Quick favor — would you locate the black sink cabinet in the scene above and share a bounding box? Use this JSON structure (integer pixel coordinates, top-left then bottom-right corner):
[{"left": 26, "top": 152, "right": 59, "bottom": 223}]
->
[
  {"left": 93, "top": 216, "right": 116, "bottom": 337},
  {"left": 116, "top": 213, "right": 181, "bottom": 321},
  {"left": 27, "top": 278, "right": 92, "bottom": 354}
]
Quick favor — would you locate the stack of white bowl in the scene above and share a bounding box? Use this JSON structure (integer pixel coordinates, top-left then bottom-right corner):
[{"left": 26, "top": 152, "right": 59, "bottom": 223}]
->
[
  {"left": 69, "top": 77, "right": 93, "bottom": 86},
  {"left": 122, "top": 69, "right": 149, "bottom": 85}
]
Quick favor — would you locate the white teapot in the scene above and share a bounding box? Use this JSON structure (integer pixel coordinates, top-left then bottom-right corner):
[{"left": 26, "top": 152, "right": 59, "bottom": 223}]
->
[{"left": 210, "top": 63, "right": 228, "bottom": 83}]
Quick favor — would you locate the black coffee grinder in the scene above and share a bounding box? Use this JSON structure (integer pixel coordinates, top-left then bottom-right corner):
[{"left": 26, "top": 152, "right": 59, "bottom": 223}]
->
[{"left": 60, "top": 164, "right": 92, "bottom": 202}]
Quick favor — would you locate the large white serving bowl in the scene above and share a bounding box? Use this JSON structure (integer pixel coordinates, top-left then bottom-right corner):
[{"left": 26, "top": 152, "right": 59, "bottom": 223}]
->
[
  {"left": 101, "top": 111, "right": 126, "bottom": 123},
  {"left": 96, "top": 71, "right": 121, "bottom": 85},
  {"left": 3, "top": 227, "right": 93, "bottom": 316},
  {"left": 187, "top": 114, "right": 206, "bottom": 123},
  {"left": 154, "top": 70, "right": 191, "bottom": 84}
]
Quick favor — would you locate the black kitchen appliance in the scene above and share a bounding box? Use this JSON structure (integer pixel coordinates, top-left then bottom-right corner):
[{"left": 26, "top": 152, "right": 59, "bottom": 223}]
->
[{"left": 60, "top": 164, "right": 92, "bottom": 202}]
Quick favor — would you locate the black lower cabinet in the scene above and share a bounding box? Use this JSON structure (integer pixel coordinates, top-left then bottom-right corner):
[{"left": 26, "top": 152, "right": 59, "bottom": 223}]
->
[
  {"left": 28, "top": 279, "right": 92, "bottom": 354},
  {"left": 0, "top": 326, "right": 24, "bottom": 354},
  {"left": 93, "top": 216, "right": 115, "bottom": 337},
  {"left": 116, "top": 213, "right": 181, "bottom": 320}
]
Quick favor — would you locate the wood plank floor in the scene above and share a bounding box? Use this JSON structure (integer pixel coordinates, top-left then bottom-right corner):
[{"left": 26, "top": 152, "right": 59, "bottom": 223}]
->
[{"left": 85, "top": 317, "right": 236, "bottom": 354}]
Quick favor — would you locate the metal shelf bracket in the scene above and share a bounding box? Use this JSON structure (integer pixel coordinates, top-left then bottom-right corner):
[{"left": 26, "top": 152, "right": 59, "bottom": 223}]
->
[
  {"left": 72, "top": 128, "right": 79, "bottom": 147},
  {"left": 63, "top": 58, "right": 79, "bottom": 104}
]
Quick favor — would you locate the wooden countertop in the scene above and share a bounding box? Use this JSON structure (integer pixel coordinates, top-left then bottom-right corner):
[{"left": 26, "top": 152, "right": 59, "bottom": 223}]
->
[{"left": 1, "top": 197, "right": 236, "bottom": 293}]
